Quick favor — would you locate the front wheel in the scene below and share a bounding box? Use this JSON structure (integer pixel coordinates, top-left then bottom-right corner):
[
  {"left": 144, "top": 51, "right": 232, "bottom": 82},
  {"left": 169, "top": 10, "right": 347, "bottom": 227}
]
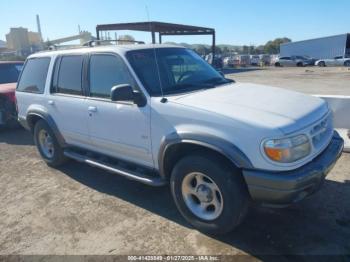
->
[
  {"left": 344, "top": 61, "right": 350, "bottom": 67},
  {"left": 34, "top": 120, "right": 67, "bottom": 167},
  {"left": 318, "top": 61, "right": 326, "bottom": 67},
  {"left": 170, "top": 153, "right": 249, "bottom": 235}
]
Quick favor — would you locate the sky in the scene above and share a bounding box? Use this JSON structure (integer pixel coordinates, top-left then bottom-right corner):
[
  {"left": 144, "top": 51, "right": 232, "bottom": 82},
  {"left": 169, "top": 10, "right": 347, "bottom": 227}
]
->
[{"left": 1, "top": 0, "right": 349, "bottom": 46}]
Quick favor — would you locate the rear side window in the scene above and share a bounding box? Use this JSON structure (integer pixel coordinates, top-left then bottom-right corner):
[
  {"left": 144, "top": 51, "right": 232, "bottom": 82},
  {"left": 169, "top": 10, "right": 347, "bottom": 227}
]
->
[
  {"left": 89, "top": 54, "right": 135, "bottom": 99},
  {"left": 56, "top": 55, "right": 83, "bottom": 95},
  {"left": 17, "top": 58, "right": 50, "bottom": 93},
  {"left": 0, "top": 63, "right": 23, "bottom": 84}
]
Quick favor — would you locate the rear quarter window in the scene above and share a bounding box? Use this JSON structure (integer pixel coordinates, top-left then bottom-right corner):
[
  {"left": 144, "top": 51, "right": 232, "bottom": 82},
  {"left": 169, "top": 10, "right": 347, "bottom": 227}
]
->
[{"left": 17, "top": 57, "right": 51, "bottom": 93}]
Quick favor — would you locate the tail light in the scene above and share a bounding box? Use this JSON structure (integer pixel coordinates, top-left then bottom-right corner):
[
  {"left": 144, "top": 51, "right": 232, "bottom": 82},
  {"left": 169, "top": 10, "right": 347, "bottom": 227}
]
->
[{"left": 3, "top": 92, "right": 16, "bottom": 103}]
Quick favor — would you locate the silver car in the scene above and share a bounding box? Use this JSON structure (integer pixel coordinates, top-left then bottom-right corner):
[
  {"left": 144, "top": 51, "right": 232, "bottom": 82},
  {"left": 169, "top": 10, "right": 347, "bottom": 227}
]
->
[
  {"left": 316, "top": 56, "right": 350, "bottom": 67},
  {"left": 275, "top": 56, "right": 308, "bottom": 67}
]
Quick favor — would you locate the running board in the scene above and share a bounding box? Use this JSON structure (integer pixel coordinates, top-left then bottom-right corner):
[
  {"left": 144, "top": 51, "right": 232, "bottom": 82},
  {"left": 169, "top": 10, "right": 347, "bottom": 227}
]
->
[{"left": 64, "top": 149, "right": 166, "bottom": 187}]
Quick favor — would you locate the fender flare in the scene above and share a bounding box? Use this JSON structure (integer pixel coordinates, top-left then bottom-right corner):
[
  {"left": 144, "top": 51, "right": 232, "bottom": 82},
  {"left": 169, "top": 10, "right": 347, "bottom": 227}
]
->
[
  {"left": 158, "top": 131, "right": 253, "bottom": 178},
  {"left": 26, "top": 109, "right": 66, "bottom": 147}
]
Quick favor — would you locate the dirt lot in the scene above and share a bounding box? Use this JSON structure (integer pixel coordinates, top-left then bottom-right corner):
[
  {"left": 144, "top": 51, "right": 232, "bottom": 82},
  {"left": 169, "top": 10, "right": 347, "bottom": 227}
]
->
[
  {"left": 225, "top": 66, "right": 350, "bottom": 96},
  {"left": 0, "top": 67, "right": 349, "bottom": 260}
]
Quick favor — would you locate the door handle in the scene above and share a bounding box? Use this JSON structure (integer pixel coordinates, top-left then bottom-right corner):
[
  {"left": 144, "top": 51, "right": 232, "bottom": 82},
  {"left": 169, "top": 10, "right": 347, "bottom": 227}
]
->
[
  {"left": 88, "top": 106, "right": 97, "bottom": 113},
  {"left": 48, "top": 100, "right": 55, "bottom": 106}
]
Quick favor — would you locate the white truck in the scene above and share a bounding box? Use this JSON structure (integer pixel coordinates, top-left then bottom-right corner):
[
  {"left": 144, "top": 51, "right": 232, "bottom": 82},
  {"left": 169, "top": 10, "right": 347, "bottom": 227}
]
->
[{"left": 16, "top": 44, "right": 344, "bottom": 235}]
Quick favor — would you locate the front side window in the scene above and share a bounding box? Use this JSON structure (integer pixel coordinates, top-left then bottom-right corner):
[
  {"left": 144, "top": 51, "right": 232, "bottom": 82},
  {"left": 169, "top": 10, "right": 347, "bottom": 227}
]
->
[
  {"left": 126, "top": 48, "right": 231, "bottom": 96},
  {"left": 89, "top": 54, "right": 135, "bottom": 98},
  {"left": 17, "top": 58, "right": 50, "bottom": 93},
  {"left": 56, "top": 55, "right": 83, "bottom": 95}
]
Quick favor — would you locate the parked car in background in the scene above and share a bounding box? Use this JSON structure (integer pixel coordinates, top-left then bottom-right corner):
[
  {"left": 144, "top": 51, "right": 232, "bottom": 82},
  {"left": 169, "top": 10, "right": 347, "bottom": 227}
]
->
[
  {"left": 250, "top": 55, "right": 260, "bottom": 66},
  {"left": 259, "top": 54, "right": 272, "bottom": 66},
  {"left": 275, "top": 56, "right": 309, "bottom": 67},
  {"left": 223, "top": 56, "right": 239, "bottom": 67},
  {"left": 302, "top": 56, "right": 317, "bottom": 66},
  {"left": 0, "top": 61, "right": 24, "bottom": 128},
  {"left": 205, "top": 53, "right": 223, "bottom": 69},
  {"left": 316, "top": 56, "right": 350, "bottom": 67},
  {"left": 238, "top": 55, "right": 250, "bottom": 67}
]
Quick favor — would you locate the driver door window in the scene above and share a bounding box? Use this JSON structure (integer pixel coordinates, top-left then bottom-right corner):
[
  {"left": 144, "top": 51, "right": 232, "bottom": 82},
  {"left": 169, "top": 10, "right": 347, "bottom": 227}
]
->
[{"left": 89, "top": 54, "right": 135, "bottom": 99}]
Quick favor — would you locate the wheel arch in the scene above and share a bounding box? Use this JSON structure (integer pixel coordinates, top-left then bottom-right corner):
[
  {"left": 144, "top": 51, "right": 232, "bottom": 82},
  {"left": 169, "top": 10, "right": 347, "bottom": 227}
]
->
[
  {"left": 158, "top": 132, "right": 253, "bottom": 180},
  {"left": 26, "top": 108, "right": 66, "bottom": 147}
]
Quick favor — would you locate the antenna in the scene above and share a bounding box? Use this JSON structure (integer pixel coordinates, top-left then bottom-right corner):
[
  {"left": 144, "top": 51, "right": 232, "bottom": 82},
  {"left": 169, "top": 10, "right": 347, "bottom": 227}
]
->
[{"left": 145, "top": 5, "right": 165, "bottom": 100}]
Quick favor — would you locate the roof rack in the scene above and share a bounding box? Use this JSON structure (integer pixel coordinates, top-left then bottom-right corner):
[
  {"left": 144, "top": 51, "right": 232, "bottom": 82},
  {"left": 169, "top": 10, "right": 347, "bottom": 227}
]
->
[{"left": 83, "top": 39, "right": 145, "bottom": 47}]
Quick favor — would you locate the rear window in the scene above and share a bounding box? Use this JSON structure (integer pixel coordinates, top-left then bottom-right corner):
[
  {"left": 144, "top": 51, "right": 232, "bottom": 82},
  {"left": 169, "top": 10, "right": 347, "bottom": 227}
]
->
[
  {"left": 55, "top": 55, "right": 83, "bottom": 96},
  {"left": 0, "top": 63, "right": 23, "bottom": 84},
  {"left": 17, "top": 58, "right": 50, "bottom": 93}
]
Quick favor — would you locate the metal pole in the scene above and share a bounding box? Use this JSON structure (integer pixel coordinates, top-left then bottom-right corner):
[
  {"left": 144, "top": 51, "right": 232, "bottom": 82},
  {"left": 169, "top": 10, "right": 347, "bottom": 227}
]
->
[
  {"left": 212, "top": 31, "right": 216, "bottom": 64},
  {"left": 96, "top": 28, "right": 100, "bottom": 40},
  {"left": 152, "top": 31, "right": 156, "bottom": 44}
]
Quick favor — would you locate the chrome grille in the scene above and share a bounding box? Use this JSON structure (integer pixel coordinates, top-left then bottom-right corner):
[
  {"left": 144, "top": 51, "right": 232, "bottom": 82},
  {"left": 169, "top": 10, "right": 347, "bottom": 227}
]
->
[{"left": 310, "top": 113, "right": 333, "bottom": 149}]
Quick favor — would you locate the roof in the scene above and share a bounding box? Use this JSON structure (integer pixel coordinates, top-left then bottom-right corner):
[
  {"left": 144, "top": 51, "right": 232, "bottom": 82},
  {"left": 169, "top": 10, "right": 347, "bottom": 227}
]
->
[
  {"left": 0, "top": 83, "right": 16, "bottom": 93},
  {"left": 96, "top": 21, "right": 215, "bottom": 35},
  {"left": 0, "top": 61, "right": 24, "bottom": 64},
  {"left": 28, "top": 44, "right": 185, "bottom": 58}
]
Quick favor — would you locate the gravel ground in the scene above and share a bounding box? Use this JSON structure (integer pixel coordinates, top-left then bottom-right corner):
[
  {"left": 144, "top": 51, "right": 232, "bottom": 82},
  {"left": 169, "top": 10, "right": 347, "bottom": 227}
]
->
[
  {"left": 225, "top": 66, "right": 350, "bottom": 96},
  {"left": 0, "top": 67, "right": 349, "bottom": 260}
]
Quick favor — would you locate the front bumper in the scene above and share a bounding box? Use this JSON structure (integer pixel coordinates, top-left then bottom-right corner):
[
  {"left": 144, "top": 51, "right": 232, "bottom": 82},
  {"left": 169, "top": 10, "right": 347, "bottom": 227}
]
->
[{"left": 242, "top": 132, "right": 344, "bottom": 207}]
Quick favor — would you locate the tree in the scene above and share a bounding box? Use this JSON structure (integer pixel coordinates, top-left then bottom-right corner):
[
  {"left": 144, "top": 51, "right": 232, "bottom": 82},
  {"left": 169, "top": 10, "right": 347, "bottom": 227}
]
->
[
  {"left": 264, "top": 37, "right": 291, "bottom": 54},
  {"left": 117, "top": 35, "right": 135, "bottom": 44},
  {"left": 194, "top": 45, "right": 210, "bottom": 56}
]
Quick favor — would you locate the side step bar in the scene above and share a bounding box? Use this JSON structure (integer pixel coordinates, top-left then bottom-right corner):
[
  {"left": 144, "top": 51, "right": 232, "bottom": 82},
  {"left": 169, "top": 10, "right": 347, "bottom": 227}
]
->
[{"left": 64, "top": 150, "right": 167, "bottom": 187}]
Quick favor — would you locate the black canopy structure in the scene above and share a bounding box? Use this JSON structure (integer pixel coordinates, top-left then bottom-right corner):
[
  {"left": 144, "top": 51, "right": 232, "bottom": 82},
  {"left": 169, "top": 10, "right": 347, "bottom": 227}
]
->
[{"left": 96, "top": 21, "right": 216, "bottom": 57}]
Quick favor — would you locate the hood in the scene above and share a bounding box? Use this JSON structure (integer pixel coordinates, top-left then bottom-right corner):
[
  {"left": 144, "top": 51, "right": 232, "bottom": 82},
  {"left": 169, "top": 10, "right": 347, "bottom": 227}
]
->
[
  {"left": 168, "top": 83, "right": 328, "bottom": 134},
  {"left": 0, "top": 83, "right": 16, "bottom": 94}
]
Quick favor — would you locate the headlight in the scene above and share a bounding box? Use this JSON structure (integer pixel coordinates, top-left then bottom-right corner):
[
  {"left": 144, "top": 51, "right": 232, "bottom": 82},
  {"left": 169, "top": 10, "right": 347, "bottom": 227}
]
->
[{"left": 263, "top": 134, "right": 311, "bottom": 163}]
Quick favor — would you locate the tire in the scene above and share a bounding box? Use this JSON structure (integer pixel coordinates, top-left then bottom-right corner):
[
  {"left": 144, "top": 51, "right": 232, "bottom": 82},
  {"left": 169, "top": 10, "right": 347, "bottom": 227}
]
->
[
  {"left": 344, "top": 61, "right": 350, "bottom": 67},
  {"left": 275, "top": 62, "right": 281, "bottom": 67},
  {"left": 296, "top": 62, "right": 303, "bottom": 67},
  {"left": 318, "top": 61, "right": 326, "bottom": 67},
  {"left": 170, "top": 153, "right": 249, "bottom": 235},
  {"left": 34, "top": 119, "right": 67, "bottom": 167}
]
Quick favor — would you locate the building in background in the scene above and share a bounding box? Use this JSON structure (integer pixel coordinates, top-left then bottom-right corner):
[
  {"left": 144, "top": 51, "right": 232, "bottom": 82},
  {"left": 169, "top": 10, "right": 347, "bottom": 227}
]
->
[
  {"left": 280, "top": 34, "right": 350, "bottom": 59},
  {"left": 5, "top": 27, "right": 31, "bottom": 56}
]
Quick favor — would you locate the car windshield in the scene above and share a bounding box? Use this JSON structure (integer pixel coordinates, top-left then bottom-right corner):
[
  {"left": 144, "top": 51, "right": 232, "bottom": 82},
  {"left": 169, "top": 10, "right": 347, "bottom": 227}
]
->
[
  {"left": 0, "top": 63, "right": 23, "bottom": 84},
  {"left": 126, "top": 48, "right": 233, "bottom": 96}
]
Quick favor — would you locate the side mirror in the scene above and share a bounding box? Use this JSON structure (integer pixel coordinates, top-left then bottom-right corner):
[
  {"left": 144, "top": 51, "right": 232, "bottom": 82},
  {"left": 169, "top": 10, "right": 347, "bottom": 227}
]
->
[{"left": 111, "top": 84, "right": 146, "bottom": 107}]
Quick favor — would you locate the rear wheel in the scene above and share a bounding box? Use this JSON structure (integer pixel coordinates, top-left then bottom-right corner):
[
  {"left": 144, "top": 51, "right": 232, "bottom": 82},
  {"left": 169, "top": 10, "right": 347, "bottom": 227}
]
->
[
  {"left": 344, "top": 61, "right": 350, "bottom": 67},
  {"left": 34, "top": 120, "right": 67, "bottom": 167},
  {"left": 297, "top": 62, "right": 303, "bottom": 67},
  {"left": 318, "top": 61, "right": 326, "bottom": 67},
  {"left": 170, "top": 153, "right": 249, "bottom": 235},
  {"left": 275, "top": 62, "right": 281, "bottom": 67}
]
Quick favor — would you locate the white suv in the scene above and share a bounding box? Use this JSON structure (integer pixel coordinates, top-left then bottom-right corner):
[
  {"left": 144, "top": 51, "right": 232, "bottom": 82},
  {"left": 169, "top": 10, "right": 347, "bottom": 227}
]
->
[{"left": 16, "top": 44, "right": 344, "bottom": 235}]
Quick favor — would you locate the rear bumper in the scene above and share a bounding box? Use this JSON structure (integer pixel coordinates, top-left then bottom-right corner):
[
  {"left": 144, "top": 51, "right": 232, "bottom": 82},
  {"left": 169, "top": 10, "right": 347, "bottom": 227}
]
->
[
  {"left": 243, "top": 132, "right": 344, "bottom": 207},
  {"left": 0, "top": 102, "right": 17, "bottom": 127}
]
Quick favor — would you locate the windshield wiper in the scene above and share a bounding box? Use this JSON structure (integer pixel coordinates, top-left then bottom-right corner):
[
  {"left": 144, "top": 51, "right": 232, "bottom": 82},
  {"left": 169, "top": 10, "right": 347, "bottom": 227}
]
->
[
  {"left": 163, "top": 82, "right": 215, "bottom": 95},
  {"left": 203, "top": 77, "right": 234, "bottom": 85}
]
